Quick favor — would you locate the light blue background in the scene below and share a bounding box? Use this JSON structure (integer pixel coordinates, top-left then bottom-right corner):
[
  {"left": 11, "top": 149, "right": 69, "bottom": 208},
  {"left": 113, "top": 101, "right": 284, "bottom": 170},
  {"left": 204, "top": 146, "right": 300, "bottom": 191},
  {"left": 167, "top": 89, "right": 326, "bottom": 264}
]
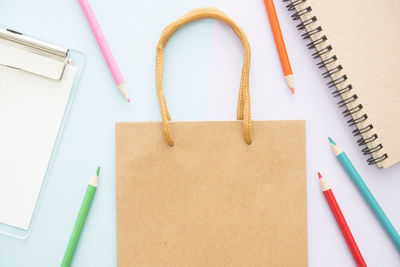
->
[{"left": 0, "top": 0, "right": 214, "bottom": 266}]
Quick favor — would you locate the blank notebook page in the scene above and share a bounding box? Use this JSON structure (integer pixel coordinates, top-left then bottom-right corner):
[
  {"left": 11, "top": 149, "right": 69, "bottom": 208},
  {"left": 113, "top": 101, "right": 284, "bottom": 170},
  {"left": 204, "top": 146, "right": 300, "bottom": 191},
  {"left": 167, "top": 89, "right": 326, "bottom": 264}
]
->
[
  {"left": 0, "top": 64, "right": 76, "bottom": 230},
  {"left": 300, "top": 0, "right": 400, "bottom": 168}
]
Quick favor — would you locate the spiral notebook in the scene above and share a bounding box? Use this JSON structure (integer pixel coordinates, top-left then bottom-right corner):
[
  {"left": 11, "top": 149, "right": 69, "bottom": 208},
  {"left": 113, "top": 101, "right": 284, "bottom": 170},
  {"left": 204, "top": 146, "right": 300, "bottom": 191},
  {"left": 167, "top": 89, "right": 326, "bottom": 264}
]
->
[
  {"left": 284, "top": 0, "right": 400, "bottom": 168},
  {"left": 0, "top": 28, "right": 84, "bottom": 238}
]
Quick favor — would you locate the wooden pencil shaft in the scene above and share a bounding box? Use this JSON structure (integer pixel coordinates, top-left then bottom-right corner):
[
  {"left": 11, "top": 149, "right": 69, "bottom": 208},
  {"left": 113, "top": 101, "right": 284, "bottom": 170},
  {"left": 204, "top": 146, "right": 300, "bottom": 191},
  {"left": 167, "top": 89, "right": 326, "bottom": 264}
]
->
[
  {"left": 323, "top": 189, "right": 366, "bottom": 267},
  {"left": 337, "top": 151, "right": 400, "bottom": 251},
  {"left": 263, "top": 0, "right": 292, "bottom": 75},
  {"left": 78, "top": 0, "right": 130, "bottom": 101},
  {"left": 61, "top": 184, "right": 97, "bottom": 267}
]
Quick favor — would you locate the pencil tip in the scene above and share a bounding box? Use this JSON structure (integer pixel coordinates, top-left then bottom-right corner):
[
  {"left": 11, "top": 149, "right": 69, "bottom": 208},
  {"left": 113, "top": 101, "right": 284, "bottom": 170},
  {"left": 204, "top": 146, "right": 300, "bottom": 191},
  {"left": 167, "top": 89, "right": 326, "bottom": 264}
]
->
[
  {"left": 328, "top": 137, "right": 336, "bottom": 145},
  {"left": 90, "top": 169, "right": 99, "bottom": 187},
  {"left": 285, "top": 75, "right": 294, "bottom": 93},
  {"left": 117, "top": 83, "right": 130, "bottom": 102},
  {"left": 318, "top": 172, "right": 322, "bottom": 179}
]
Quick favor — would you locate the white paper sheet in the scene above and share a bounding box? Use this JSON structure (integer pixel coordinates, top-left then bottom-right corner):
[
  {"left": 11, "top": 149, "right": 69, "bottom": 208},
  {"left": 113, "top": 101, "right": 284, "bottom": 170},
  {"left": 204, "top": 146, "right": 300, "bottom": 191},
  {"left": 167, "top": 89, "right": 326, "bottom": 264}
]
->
[{"left": 0, "top": 63, "right": 75, "bottom": 230}]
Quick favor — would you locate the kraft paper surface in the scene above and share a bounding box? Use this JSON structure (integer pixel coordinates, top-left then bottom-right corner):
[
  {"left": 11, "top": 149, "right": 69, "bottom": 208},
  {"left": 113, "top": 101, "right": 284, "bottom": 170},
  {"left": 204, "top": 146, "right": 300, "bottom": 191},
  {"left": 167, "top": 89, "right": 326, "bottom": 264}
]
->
[
  {"left": 116, "top": 120, "right": 307, "bottom": 266},
  {"left": 295, "top": 0, "right": 400, "bottom": 168}
]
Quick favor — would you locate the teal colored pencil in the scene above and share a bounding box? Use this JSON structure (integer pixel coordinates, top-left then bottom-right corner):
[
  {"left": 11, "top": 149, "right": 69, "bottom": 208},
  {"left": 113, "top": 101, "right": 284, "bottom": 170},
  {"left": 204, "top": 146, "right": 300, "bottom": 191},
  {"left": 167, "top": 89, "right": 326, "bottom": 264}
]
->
[
  {"left": 61, "top": 167, "right": 100, "bottom": 267},
  {"left": 329, "top": 137, "right": 400, "bottom": 251}
]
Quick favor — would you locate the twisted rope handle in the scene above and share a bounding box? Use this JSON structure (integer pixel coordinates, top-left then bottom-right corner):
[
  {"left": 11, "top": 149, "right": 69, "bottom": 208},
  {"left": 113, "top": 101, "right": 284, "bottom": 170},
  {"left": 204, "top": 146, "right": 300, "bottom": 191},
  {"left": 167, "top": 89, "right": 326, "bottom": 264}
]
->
[{"left": 156, "top": 7, "right": 252, "bottom": 146}]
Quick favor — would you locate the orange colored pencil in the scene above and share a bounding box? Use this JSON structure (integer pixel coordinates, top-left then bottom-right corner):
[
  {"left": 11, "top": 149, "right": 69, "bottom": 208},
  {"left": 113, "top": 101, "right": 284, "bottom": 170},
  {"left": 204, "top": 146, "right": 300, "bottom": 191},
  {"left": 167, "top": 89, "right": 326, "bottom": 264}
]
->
[
  {"left": 318, "top": 172, "right": 367, "bottom": 267},
  {"left": 263, "top": 0, "right": 295, "bottom": 94}
]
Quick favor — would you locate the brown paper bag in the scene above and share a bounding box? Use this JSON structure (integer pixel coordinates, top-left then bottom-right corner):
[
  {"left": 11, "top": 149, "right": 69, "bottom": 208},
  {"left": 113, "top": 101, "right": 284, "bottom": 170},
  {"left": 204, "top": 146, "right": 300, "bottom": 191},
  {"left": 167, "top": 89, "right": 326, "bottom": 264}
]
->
[{"left": 116, "top": 8, "right": 307, "bottom": 266}]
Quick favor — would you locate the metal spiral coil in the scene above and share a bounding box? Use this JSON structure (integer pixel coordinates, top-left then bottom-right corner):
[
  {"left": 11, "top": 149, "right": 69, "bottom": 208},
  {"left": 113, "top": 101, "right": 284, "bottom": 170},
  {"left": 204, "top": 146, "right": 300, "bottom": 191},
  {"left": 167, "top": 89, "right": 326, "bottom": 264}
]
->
[
  {"left": 317, "top": 55, "right": 337, "bottom": 68},
  {"left": 352, "top": 125, "right": 373, "bottom": 136},
  {"left": 368, "top": 154, "right": 388, "bottom": 165},
  {"left": 284, "top": 0, "right": 387, "bottom": 165},
  {"left": 307, "top": 36, "right": 327, "bottom": 49},
  {"left": 347, "top": 114, "right": 368, "bottom": 126},
  {"left": 357, "top": 133, "right": 377, "bottom": 145},
  {"left": 286, "top": 0, "right": 306, "bottom": 11},
  {"left": 301, "top": 26, "right": 322, "bottom": 39},
  {"left": 332, "top": 84, "right": 352, "bottom": 97},
  {"left": 297, "top": 16, "right": 317, "bottom": 30},
  {"left": 327, "top": 75, "right": 347, "bottom": 88},
  {"left": 337, "top": 94, "right": 357, "bottom": 107},
  {"left": 323, "top": 65, "right": 342, "bottom": 78},
  {"left": 291, "top": 7, "right": 312, "bottom": 20}
]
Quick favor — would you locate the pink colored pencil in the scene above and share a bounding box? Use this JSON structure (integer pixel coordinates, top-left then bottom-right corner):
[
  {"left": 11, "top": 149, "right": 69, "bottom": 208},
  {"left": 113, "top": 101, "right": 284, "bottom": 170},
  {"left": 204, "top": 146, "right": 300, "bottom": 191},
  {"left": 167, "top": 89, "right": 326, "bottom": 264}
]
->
[{"left": 78, "top": 0, "right": 130, "bottom": 102}]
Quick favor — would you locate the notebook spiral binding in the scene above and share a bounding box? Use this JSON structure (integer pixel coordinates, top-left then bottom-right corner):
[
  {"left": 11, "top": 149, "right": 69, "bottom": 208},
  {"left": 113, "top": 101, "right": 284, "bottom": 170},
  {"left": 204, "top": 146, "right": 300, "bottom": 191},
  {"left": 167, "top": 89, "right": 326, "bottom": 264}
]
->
[{"left": 283, "top": 0, "right": 388, "bottom": 166}]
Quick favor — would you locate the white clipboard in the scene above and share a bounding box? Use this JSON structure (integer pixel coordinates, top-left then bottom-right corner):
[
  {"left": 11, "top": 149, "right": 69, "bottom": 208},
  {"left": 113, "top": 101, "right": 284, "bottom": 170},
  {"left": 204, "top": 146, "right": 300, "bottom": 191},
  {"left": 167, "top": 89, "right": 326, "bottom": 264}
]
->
[{"left": 0, "top": 28, "right": 85, "bottom": 238}]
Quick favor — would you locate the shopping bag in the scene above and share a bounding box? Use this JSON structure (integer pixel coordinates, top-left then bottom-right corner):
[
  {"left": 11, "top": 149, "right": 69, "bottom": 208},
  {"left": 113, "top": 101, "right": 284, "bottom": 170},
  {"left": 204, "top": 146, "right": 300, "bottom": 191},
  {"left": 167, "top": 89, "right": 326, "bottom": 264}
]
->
[{"left": 116, "top": 7, "right": 307, "bottom": 267}]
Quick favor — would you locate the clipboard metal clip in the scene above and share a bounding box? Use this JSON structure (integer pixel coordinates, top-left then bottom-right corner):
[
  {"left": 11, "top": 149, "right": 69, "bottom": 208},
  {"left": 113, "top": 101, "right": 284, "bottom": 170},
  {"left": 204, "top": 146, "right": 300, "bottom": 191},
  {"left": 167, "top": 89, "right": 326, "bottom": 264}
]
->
[{"left": 0, "top": 28, "right": 70, "bottom": 80}]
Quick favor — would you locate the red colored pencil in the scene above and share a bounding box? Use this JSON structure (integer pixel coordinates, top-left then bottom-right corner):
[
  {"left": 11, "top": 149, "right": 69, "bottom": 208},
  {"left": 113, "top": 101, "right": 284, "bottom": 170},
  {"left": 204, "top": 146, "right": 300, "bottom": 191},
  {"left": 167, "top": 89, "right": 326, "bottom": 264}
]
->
[
  {"left": 263, "top": 0, "right": 295, "bottom": 94},
  {"left": 318, "top": 172, "right": 366, "bottom": 267}
]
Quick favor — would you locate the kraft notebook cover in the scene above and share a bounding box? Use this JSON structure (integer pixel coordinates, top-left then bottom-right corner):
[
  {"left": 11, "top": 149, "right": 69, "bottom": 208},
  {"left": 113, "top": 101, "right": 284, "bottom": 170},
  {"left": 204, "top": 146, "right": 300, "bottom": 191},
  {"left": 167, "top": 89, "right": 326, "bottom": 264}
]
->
[{"left": 284, "top": 0, "right": 400, "bottom": 168}]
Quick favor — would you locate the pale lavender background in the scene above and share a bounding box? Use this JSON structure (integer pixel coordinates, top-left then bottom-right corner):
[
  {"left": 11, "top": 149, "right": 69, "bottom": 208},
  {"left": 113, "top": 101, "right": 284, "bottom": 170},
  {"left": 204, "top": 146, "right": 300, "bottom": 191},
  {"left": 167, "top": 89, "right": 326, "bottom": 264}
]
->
[{"left": 206, "top": 0, "right": 400, "bottom": 266}]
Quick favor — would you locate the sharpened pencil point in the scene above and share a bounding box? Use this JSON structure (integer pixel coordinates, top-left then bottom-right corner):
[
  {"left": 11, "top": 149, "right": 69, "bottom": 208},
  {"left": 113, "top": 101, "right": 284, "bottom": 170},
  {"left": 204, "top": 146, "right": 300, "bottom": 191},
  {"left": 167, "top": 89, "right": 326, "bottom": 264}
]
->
[
  {"left": 127, "top": 98, "right": 131, "bottom": 103},
  {"left": 117, "top": 83, "right": 130, "bottom": 102},
  {"left": 328, "top": 137, "right": 336, "bottom": 145},
  {"left": 284, "top": 75, "right": 294, "bottom": 94},
  {"left": 96, "top": 167, "right": 100, "bottom": 176},
  {"left": 329, "top": 137, "right": 343, "bottom": 156},
  {"left": 318, "top": 172, "right": 322, "bottom": 179}
]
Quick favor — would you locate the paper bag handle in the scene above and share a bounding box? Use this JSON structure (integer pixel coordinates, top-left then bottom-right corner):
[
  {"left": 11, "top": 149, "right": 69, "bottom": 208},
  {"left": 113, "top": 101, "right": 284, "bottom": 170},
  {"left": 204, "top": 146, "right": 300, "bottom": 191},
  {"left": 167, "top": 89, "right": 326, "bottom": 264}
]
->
[{"left": 156, "top": 7, "right": 252, "bottom": 146}]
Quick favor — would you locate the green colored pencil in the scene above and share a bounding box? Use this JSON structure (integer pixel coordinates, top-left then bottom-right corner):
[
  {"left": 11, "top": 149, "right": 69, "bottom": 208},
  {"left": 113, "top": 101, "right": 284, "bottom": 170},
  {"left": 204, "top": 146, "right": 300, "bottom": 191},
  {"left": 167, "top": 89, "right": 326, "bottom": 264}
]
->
[
  {"left": 329, "top": 137, "right": 400, "bottom": 251},
  {"left": 61, "top": 167, "right": 100, "bottom": 267}
]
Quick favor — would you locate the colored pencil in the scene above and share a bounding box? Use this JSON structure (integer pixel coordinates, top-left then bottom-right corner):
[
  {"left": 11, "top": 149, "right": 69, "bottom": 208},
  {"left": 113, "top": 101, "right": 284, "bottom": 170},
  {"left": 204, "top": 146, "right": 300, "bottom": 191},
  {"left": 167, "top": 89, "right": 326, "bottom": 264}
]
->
[
  {"left": 318, "top": 172, "right": 366, "bottom": 267},
  {"left": 78, "top": 0, "right": 130, "bottom": 102},
  {"left": 61, "top": 167, "right": 100, "bottom": 267},
  {"left": 329, "top": 137, "right": 400, "bottom": 251},
  {"left": 263, "top": 0, "right": 295, "bottom": 94}
]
